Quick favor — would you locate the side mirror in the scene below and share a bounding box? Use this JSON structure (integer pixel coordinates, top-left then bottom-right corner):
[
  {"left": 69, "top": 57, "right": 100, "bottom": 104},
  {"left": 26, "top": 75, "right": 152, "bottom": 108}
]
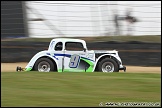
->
[{"left": 83, "top": 48, "right": 86, "bottom": 52}]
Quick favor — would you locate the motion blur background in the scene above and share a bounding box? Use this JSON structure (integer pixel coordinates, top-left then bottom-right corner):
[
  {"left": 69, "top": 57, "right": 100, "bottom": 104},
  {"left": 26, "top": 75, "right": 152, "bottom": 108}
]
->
[{"left": 1, "top": 1, "right": 161, "bottom": 66}]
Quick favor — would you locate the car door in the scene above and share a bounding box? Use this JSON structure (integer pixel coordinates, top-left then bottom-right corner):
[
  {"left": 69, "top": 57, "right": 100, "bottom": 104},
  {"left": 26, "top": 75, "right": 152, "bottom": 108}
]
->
[{"left": 63, "top": 42, "right": 88, "bottom": 72}]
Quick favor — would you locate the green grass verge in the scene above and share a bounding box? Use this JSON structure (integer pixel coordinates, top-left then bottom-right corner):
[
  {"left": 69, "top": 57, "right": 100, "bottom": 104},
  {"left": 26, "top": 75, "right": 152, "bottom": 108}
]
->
[
  {"left": 1, "top": 72, "right": 161, "bottom": 107},
  {"left": 1, "top": 35, "right": 161, "bottom": 43}
]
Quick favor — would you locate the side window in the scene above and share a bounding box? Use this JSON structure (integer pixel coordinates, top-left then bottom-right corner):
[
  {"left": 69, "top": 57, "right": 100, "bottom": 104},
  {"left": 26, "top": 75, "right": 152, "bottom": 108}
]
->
[
  {"left": 65, "top": 42, "right": 84, "bottom": 51},
  {"left": 55, "top": 42, "right": 63, "bottom": 51}
]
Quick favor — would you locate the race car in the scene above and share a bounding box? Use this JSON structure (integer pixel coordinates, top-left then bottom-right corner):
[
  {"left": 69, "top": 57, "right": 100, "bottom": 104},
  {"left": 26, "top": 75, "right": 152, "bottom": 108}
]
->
[{"left": 16, "top": 38, "right": 126, "bottom": 72}]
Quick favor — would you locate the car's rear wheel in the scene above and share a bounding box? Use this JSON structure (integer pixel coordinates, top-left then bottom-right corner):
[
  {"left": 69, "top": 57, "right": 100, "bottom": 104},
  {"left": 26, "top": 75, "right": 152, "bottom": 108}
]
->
[
  {"left": 34, "top": 58, "right": 54, "bottom": 72},
  {"left": 98, "top": 58, "right": 119, "bottom": 72}
]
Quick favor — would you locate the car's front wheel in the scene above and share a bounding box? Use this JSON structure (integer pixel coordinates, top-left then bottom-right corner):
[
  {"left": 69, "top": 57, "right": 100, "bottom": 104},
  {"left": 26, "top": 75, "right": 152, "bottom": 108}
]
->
[
  {"left": 98, "top": 58, "right": 119, "bottom": 72},
  {"left": 34, "top": 58, "right": 54, "bottom": 72}
]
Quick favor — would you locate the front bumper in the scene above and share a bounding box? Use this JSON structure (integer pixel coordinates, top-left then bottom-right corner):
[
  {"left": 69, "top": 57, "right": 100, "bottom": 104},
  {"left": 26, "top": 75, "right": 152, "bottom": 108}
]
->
[
  {"left": 16, "top": 66, "right": 33, "bottom": 72},
  {"left": 16, "top": 66, "right": 25, "bottom": 71},
  {"left": 119, "top": 66, "right": 126, "bottom": 72}
]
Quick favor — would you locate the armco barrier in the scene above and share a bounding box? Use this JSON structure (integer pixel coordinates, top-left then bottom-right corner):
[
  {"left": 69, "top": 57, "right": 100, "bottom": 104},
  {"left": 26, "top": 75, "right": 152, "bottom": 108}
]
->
[{"left": 1, "top": 41, "right": 161, "bottom": 66}]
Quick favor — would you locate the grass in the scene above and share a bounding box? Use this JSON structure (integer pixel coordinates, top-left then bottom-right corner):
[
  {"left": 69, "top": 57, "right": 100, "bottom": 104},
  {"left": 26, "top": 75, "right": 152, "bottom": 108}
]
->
[
  {"left": 1, "top": 35, "right": 161, "bottom": 43},
  {"left": 1, "top": 72, "right": 161, "bottom": 107}
]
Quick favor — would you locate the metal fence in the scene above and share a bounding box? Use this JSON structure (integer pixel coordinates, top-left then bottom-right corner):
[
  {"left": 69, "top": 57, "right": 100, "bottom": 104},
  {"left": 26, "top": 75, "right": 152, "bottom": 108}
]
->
[{"left": 1, "top": 1, "right": 161, "bottom": 38}]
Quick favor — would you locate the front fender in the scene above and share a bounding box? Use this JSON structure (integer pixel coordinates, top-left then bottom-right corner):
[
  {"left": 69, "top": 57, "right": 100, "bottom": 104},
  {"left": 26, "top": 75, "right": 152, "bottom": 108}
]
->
[{"left": 25, "top": 50, "right": 58, "bottom": 71}]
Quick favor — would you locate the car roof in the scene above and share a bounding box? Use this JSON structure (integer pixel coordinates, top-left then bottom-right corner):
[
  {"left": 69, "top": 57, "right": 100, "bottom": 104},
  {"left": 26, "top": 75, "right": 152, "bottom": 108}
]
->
[{"left": 51, "top": 38, "right": 85, "bottom": 43}]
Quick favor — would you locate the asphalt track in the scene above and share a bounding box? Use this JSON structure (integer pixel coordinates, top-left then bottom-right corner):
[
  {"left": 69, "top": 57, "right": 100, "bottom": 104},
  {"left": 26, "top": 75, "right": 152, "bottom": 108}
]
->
[{"left": 1, "top": 62, "right": 161, "bottom": 74}]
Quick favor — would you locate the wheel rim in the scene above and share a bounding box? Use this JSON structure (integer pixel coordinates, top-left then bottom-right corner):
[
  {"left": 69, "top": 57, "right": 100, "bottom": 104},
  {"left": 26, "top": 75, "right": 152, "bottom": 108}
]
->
[
  {"left": 101, "top": 62, "right": 114, "bottom": 72},
  {"left": 38, "top": 61, "right": 50, "bottom": 72}
]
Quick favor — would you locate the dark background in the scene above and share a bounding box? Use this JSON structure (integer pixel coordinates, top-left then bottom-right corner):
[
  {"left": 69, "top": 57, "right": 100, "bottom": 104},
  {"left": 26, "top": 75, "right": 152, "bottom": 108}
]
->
[
  {"left": 1, "top": 41, "right": 161, "bottom": 66},
  {"left": 1, "top": 1, "right": 27, "bottom": 39}
]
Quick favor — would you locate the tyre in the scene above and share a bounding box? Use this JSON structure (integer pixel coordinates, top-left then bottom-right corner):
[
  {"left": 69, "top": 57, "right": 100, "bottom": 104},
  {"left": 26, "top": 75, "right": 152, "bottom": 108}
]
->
[
  {"left": 34, "top": 58, "right": 55, "bottom": 72},
  {"left": 98, "top": 58, "right": 119, "bottom": 72}
]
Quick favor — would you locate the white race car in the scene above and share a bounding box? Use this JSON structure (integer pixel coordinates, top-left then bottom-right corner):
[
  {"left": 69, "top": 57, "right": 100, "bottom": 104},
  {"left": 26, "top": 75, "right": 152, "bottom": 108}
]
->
[{"left": 17, "top": 38, "right": 126, "bottom": 72}]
